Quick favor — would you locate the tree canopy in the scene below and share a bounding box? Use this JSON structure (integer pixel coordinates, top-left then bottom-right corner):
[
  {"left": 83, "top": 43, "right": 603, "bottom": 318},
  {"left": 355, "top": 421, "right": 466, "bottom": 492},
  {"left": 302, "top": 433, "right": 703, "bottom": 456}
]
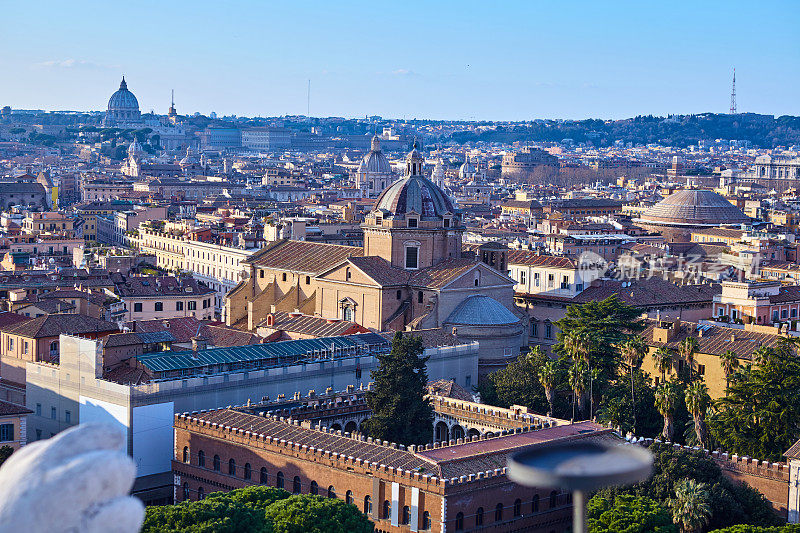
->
[
  {"left": 363, "top": 332, "right": 434, "bottom": 445},
  {"left": 141, "top": 486, "right": 373, "bottom": 533},
  {"left": 710, "top": 340, "right": 800, "bottom": 462},
  {"left": 588, "top": 494, "right": 677, "bottom": 533},
  {"left": 594, "top": 444, "right": 781, "bottom": 531}
]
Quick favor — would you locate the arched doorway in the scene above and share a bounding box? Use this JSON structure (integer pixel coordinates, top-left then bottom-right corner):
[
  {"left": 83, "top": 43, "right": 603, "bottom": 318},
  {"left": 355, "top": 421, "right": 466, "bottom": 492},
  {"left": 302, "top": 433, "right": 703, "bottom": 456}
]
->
[{"left": 435, "top": 421, "right": 449, "bottom": 442}]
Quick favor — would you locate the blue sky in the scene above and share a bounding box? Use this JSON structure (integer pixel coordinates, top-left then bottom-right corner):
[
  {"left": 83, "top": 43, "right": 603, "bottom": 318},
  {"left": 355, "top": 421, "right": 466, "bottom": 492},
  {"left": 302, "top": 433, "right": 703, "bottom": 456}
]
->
[{"left": 1, "top": 1, "right": 798, "bottom": 120}]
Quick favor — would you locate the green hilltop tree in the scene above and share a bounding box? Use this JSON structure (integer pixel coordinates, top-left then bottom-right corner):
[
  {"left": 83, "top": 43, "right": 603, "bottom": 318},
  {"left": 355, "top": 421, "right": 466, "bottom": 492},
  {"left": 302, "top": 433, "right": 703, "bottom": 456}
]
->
[
  {"left": 363, "top": 332, "right": 434, "bottom": 446},
  {"left": 264, "top": 495, "right": 373, "bottom": 533},
  {"left": 588, "top": 493, "right": 677, "bottom": 533}
]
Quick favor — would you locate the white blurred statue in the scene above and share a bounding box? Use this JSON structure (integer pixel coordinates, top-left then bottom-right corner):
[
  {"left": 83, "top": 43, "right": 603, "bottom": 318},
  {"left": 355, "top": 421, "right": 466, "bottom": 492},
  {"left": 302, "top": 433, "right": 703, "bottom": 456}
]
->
[{"left": 0, "top": 424, "right": 144, "bottom": 533}]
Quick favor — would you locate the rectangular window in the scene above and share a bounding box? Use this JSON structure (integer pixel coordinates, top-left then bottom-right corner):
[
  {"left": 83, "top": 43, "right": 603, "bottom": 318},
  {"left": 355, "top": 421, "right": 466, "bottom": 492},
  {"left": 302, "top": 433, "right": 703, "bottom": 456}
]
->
[
  {"left": 407, "top": 218, "right": 418, "bottom": 228},
  {"left": 36, "top": 403, "right": 41, "bottom": 416},
  {"left": 176, "top": 301, "right": 184, "bottom": 311},
  {"left": 23, "top": 341, "right": 28, "bottom": 354},
  {"left": 443, "top": 218, "right": 450, "bottom": 228},
  {"left": 548, "top": 274, "right": 554, "bottom": 288},
  {"left": 155, "top": 302, "right": 163, "bottom": 312},
  {"left": 65, "top": 410, "right": 71, "bottom": 424},
  {"left": 188, "top": 301, "right": 196, "bottom": 311},
  {"left": 0, "top": 424, "right": 12, "bottom": 442},
  {"left": 7, "top": 338, "right": 12, "bottom": 351},
  {"left": 793, "top": 308, "right": 798, "bottom": 318},
  {"left": 545, "top": 323, "right": 553, "bottom": 339},
  {"left": 781, "top": 309, "right": 788, "bottom": 319},
  {"left": 520, "top": 271, "right": 526, "bottom": 285},
  {"left": 698, "top": 364, "right": 706, "bottom": 376},
  {"left": 51, "top": 407, "right": 57, "bottom": 420},
  {"left": 134, "top": 302, "right": 143, "bottom": 313},
  {"left": 531, "top": 322, "right": 539, "bottom": 338},
  {"left": 561, "top": 275, "right": 569, "bottom": 289},
  {"left": 534, "top": 273, "right": 540, "bottom": 287},
  {"left": 405, "top": 246, "right": 418, "bottom": 269}
]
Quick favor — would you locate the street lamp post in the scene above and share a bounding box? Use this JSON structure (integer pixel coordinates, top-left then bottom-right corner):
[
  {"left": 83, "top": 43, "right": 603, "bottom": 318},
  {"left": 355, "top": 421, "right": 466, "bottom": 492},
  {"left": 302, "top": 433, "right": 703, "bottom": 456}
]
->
[{"left": 507, "top": 441, "right": 653, "bottom": 533}]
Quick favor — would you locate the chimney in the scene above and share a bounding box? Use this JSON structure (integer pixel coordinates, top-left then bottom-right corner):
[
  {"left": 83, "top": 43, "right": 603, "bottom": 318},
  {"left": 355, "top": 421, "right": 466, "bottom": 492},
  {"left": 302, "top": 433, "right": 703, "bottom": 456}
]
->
[{"left": 191, "top": 335, "right": 208, "bottom": 354}]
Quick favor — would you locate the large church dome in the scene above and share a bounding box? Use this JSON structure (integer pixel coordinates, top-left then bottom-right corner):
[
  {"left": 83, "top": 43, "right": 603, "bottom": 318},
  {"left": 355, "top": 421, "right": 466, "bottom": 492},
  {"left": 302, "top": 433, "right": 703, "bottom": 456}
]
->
[
  {"left": 640, "top": 189, "right": 750, "bottom": 226},
  {"left": 108, "top": 77, "right": 139, "bottom": 112},
  {"left": 374, "top": 174, "right": 454, "bottom": 219},
  {"left": 104, "top": 77, "right": 141, "bottom": 126}
]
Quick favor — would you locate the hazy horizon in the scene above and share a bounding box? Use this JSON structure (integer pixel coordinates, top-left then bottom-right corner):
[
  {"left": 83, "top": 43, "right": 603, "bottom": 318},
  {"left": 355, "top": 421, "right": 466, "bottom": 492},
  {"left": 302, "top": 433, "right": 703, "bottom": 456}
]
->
[{"left": 2, "top": 0, "right": 798, "bottom": 121}]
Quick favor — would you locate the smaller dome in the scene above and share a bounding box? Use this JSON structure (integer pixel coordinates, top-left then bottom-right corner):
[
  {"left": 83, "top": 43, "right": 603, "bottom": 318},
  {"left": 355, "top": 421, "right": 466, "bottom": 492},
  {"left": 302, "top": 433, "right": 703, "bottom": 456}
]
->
[
  {"left": 445, "top": 295, "right": 520, "bottom": 326},
  {"left": 128, "top": 139, "right": 145, "bottom": 157},
  {"left": 358, "top": 135, "right": 392, "bottom": 174}
]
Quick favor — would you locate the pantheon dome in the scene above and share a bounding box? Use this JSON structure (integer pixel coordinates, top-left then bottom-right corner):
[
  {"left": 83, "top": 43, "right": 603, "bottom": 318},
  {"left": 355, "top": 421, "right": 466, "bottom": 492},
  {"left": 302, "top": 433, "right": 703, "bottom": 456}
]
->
[
  {"left": 103, "top": 77, "right": 141, "bottom": 127},
  {"left": 640, "top": 189, "right": 749, "bottom": 226},
  {"left": 637, "top": 189, "right": 750, "bottom": 241}
]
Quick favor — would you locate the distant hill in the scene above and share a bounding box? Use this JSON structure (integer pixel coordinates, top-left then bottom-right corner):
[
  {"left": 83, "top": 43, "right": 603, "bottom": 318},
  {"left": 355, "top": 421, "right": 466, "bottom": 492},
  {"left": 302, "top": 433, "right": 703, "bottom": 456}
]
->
[{"left": 447, "top": 113, "right": 800, "bottom": 149}]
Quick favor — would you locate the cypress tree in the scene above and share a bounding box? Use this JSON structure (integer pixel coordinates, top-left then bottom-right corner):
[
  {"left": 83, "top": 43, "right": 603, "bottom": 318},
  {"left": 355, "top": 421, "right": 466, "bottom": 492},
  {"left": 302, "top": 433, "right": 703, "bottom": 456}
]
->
[{"left": 364, "top": 332, "right": 434, "bottom": 445}]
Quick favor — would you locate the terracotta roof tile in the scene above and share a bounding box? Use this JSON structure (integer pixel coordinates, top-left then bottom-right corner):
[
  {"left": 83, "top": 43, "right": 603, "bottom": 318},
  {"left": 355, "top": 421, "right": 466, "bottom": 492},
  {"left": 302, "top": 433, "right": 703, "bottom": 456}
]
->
[{"left": 246, "top": 240, "right": 363, "bottom": 274}]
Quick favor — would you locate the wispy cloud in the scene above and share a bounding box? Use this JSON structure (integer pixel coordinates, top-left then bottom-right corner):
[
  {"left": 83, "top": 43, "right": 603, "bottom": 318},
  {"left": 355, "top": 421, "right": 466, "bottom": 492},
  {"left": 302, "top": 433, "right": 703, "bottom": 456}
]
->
[
  {"left": 391, "top": 68, "right": 420, "bottom": 77},
  {"left": 34, "top": 58, "right": 117, "bottom": 70}
]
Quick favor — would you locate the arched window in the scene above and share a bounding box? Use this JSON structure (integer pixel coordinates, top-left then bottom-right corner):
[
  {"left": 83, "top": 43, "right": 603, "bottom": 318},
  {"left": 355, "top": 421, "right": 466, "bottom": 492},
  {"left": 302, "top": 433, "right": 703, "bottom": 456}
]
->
[
  {"left": 260, "top": 467, "right": 268, "bottom": 484},
  {"left": 514, "top": 498, "right": 522, "bottom": 517},
  {"left": 476, "top": 507, "right": 484, "bottom": 526},
  {"left": 213, "top": 455, "right": 220, "bottom": 471},
  {"left": 532, "top": 494, "right": 539, "bottom": 513},
  {"left": 310, "top": 481, "right": 318, "bottom": 495},
  {"left": 182, "top": 446, "right": 189, "bottom": 463},
  {"left": 346, "top": 268, "right": 351, "bottom": 281},
  {"left": 346, "top": 490, "right": 354, "bottom": 505},
  {"left": 327, "top": 485, "right": 335, "bottom": 498},
  {"left": 455, "top": 512, "right": 464, "bottom": 531},
  {"left": 364, "top": 496, "right": 372, "bottom": 515},
  {"left": 396, "top": 289, "right": 402, "bottom": 300},
  {"left": 198, "top": 450, "right": 205, "bottom": 467},
  {"left": 495, "top": 503, "right": 503, "bottom": 522},
  {"left": 422, "top": 511, "right": 431, "bottom": 530},
  {"left": 293, "top": 476, "right": 301, "bottom": 494},
  {"left": 550, "top": 490, "right": 558, "bottom": 509},
  {"left": 197, "top": 486, "right": 204, "bottom": 500},
  {"left": 228, "top": 458, "right": 236, "bottom": 476},
  {"left": 244, "top": 463, "right": 251, "bottom": 480},
  {"left": 474, "top": 271, "right": 481, "bottom": 286},
  {"left": 383, "top": 500, "right": 391, "bottom": 519},
  {"left": 276, "top": 471, "right": 284, "bottom": 489},
  {"left": 182, "top": 482, "right": 189, "bottom": 500}
]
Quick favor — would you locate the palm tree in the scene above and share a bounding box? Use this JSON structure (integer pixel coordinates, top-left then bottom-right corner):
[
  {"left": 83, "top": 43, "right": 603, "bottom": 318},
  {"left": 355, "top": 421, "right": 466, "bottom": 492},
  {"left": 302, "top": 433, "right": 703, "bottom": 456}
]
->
[
  {"left": 679, "top": 337, "right": 699, "bottom": 381},
  {"left": 684, "top": 381, "right": 711, "bottom": 449},
  {"left": 719, "top": 349, "right": 739, "bottom": 391},
  {"left": 752, "top": 346, "right": 774, "bottom": 366},
  {"left": 670, "top": 479, "right": 712, "bottom": 533},
  {"left": 654, "top": 381, "right": 679, "bottom": 441},
  {"left": 537, "top": 360, "right": 560, "bottom": 417},
  {"left": 563, "top": 330, "right": 595, "bottom": 416},
  {"left": 568, "top": 359, "right": 588, "bottom": 421},
  {"left": 620, "top": 337, "right": 646, "bottom": 434},
  {"left": 652, "top": 347, "right": 673, "bottom": 383}
]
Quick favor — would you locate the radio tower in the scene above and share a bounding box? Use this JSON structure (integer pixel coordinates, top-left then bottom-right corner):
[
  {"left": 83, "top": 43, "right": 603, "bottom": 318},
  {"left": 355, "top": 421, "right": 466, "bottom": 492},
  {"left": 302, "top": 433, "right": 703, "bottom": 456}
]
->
[{"left": 729, "top": 68, "right": 737, "bottom": 114}]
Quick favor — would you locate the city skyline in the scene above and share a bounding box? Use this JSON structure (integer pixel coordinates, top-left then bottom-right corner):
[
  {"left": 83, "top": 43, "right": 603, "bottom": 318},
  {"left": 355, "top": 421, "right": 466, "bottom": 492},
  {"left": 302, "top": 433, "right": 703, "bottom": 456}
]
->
[{"left": 1, "top": 0, "right": 799, "bottom": 121}]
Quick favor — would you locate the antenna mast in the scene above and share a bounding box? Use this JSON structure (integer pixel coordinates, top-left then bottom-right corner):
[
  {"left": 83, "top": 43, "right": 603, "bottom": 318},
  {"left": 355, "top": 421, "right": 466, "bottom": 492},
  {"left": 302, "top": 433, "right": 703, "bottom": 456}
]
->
[
  {"left": 729, "top": 68, "right": 736, "bottom": 114},
  {"left": 307, "top": 79, "right": 311, "bottom": 117}
]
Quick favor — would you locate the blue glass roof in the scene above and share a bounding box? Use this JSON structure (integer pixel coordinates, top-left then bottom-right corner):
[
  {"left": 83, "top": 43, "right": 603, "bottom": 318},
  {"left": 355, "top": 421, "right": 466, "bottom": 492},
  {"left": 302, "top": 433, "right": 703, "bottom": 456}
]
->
[{"left": 137, "top": 332, "right": 390, "bottom": 373}]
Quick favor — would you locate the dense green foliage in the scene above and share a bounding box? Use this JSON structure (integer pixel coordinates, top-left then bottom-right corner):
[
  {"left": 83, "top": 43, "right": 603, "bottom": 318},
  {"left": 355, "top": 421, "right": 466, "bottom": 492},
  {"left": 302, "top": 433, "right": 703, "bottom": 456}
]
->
[
  {"left": 708, "top": 526, "right": 800, "bottom": 533},
  {"left": 0, "top": 446, "right": 12, "bottom": 467},
  {"left": 363, "top": 332, "right": 434, "bottom": 445},
  {"left": 263, "top": 495, "right": 374, "bottom": 533},
  {"left": 141, "top": 486, "right": 373, "bottom": 533},
  {"left": 596, "top": 370, "right": 661, "bottom": 437},
  {"left": 477, "top": 346, "right": 568, "bottom": 416},
  {"left": 588, "top": 494, "right": 677, "bottom": 533},
  {"left": 595, "top": 444, "right": 781, "bottom": 531},
  {"left": 710, "top": 340, "right": 800, "bottom": 462}
]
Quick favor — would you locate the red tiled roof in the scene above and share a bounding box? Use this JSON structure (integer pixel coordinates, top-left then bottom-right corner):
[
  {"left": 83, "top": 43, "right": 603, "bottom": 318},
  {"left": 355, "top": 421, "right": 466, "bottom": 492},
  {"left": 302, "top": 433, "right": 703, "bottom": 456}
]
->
[
  {"left": 246, "top": 240, "right": 363, "bottom": 274},
  {"left": 347, "top": 256, "right": 410, "bottom": 286},
  {"left": 0, "top": 399, "right": 32, "bottom": 417},
  {"left": 409, "top": 258, "right": 482, "bottom": 289},
  {"left": 259, "top": 312, "right": 366, "bottom": 337},
  {"left": 506, "top": 251, "right": 576, "bottom": 268}
]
